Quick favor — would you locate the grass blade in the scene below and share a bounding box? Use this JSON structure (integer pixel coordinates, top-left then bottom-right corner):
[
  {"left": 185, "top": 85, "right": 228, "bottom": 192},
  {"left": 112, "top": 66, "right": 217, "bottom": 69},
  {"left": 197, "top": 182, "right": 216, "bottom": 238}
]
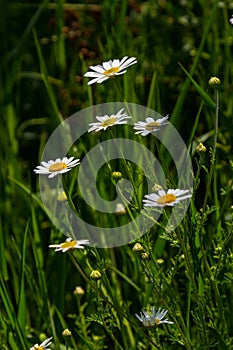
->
[{"left": 17, "top": 222, "right": 29, "bottom": 332}]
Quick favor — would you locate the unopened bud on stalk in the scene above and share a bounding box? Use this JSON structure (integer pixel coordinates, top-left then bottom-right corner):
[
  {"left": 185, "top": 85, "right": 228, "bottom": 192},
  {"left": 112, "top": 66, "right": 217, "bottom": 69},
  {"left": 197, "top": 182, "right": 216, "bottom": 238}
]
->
[
  {"left": 152, "top": 184, "right": 163, "bottom": 192},
  {"left": 112, "top": 171, "right": 122, "bottom": 179},
  {"left": 208, "top": 76, "right": 221, "bottom": 86},
  {"left": 90, "top": 270, "right": 102, "bottom": 280},
  {"left": 62, "top": 329, "right": 72, "bottom": 337},
  {"left": 156, "top": 258, "right": 164, "bottom": 265},
  {"left": 141, "top": 252, "right": 149, "bottom": 260},
  {"left": 73, "top": 286, "right": 85, "bottom": 295},
  {"left": 115, "top": 203, "right": 126, "bottom": 215},
  {"left": 196, "top": 143, "right": 207, "bottom": 153},
  {"left": 132, "top": 243, "right": 144, "bottom": 252}
]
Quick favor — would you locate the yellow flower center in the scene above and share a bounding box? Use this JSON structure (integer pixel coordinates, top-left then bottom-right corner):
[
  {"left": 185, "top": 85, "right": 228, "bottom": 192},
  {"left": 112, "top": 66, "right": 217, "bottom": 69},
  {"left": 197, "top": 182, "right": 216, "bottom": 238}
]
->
[
  {"left": 49, "top": 162, "right": 67, "bottom": 172},
  {"left": 101, "top": 116, "right": 117, "bottom": 127},
  {"left": 33, "top": 347, "right": 43, "bottom": 350},
  {"left": 144, "top": 318, "right": 155, "bottom": 328},
  {"left": 156, "top": 319, "right": 160, "bottom": 326},
  {"left": 104, "top": 66, "right": 120, "bottom": 75},
  {"left": 60, "top": 240, "right": 76, "bottom": 249},
  {"left": 157, "top": 193, "right": 176, "bottom": 204},
  {"left": 145, "top": 121, "right": 160, "bottom": 130}
]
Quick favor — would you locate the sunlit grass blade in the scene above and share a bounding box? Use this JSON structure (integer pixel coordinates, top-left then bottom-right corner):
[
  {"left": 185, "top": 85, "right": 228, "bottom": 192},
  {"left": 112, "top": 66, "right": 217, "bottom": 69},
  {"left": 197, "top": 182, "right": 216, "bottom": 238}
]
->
[
  {"left": 0, "top": 277, "right": 27, "bottom": 349},
  {"left": 51, "top": 305, "right": 78, "bottom": 349},
  {"left": 0, "top": 218, "right": 8, "bottom": 281},
  {"left": 8, "top": 332, "right": 23, "bottom": 350},
  {"left": 147, "top": 70, "right": 161, "bottom": 111},
  {"left": 178, "top": 63, "right": 215, "bottom": 109},
  {"left": 8, "top": 176, "right": 44, "bottom": 212},
  {"left": 16, "top": 222, "right": 29, "bottom": 336},
  {"left": 55, "top": 0, "right": 67, "bottom": 75},
  {"left": 188, "top": 101, "right": 204, "bottom": 150},
  {"left": 17, "top": 71, "right": 63, "bottom": 87},
  {"left": 0, "top": 277, "right": 17, "bottom": 332}
]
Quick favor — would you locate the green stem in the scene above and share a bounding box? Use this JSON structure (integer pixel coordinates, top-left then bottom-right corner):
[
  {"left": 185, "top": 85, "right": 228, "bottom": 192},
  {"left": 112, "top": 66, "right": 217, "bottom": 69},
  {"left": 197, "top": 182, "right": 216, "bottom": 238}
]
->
[
  {"left": 200, "top": 86, "right": 219, "bottom": 227},
  {"left": 195, "top": 84, "right": 227, "bottom": 338},
  {"left": 186, "top": 279, "right": 191, "bottom": 340},
  {"left": 176, "top": 227, "right": 197, "bottom": 293},
  {"left": 69, "top": 254, "right": 162, "bottom": 349},
  {"left": 142, "top": 262, "right": 192, "bottom": 350}
]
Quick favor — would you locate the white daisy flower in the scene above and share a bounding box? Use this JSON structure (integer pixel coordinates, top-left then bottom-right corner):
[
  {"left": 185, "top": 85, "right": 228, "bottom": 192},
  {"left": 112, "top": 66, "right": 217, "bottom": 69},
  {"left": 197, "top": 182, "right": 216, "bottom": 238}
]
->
[
  {"left": 84, "top": 56, "right": 137, "bottom": 85},
  {"left": 30, "top": 337, "right": 53, "bottom": 350},
  {"left": 49, "top": 237, "right": 90, "bottom": 252},
  {"left": 34, "top": 157, "right": 80, "bottom": 178},
  {"left": 229, "top": 17, "right": 233, "bottom": 25},
  {"left": 134, "top": 115, "right": 169, "bottom": 136},
  {"left": 88, "top": 108, "right": 131, "bottom": 132},
  {"left": 135, "top": 307, "right": 173, "bottom": 327},
  {"left": 143, "top": 189, "right": 192, "bottom": 208}
]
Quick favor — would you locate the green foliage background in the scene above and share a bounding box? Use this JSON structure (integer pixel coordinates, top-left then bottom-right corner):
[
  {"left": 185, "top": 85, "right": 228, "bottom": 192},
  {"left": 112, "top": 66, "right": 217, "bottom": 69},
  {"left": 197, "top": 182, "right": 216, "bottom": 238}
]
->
[{"left": 0, "top": 0, "right": 233, "bottom": 349}]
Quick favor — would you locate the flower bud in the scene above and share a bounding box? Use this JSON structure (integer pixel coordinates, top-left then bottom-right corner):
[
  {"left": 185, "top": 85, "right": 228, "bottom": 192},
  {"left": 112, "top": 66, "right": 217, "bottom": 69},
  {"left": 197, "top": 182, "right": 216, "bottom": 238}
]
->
[
  {"left": 132, "top": 243, "right": 144, "bottom": 252},
  {"left": 156, "top": 258, "right": 164, "bottom": 265},
  {"left": 196, "top": 143, "right": 206, "bottom": 153},
  {"left": 208, "top": 76, "right": 221, "bottom": 86},
  {"left": 115, "top": 203, "right": 126, "bottom": 215},
  {"left": 62, "top": 329, "right": 72, "bottom": 337},
  {"left": 90, "top": 270, "right": 102, "bottom": 280},
  {"left": 73, "top": 286, "right": 85, "bottom": 295},
  {"left": 141, "top": 252, "right": 149, "bottom": 260},
  {"left": 112, "top": 171, "right": 122, "bottom": 179},
  {"left": 152, "top": 184, "right": 163, "bottom": 192}
]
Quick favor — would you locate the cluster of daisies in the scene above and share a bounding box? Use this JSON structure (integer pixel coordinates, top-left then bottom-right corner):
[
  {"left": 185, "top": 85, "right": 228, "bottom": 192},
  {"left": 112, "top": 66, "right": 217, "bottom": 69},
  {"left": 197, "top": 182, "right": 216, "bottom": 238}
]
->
[
  {"left": 31, "top": 56, "right": 191, "bottom": 346},
  {"left": 34, "top": 57, "right": 191, "bottom": 211},
  {"left": 87, "top": 107, "right": 169, "bottom": 135}
]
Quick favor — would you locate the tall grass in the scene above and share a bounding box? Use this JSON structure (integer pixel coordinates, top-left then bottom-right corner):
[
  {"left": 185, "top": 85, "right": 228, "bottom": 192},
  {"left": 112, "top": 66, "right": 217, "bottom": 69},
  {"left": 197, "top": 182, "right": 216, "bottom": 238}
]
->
[{"left": 1, "top": 1, "right": 233, "bottom": 349}]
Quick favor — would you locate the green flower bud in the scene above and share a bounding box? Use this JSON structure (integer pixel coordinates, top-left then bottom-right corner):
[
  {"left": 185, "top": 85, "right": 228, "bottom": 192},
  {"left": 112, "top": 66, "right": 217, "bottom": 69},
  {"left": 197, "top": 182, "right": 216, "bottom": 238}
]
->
[
  {"left": 90, "top": 270, "right": 102, "bottom": 280},
  {"left": 208, "top": 76, "right": 221, "bottom": 86}
]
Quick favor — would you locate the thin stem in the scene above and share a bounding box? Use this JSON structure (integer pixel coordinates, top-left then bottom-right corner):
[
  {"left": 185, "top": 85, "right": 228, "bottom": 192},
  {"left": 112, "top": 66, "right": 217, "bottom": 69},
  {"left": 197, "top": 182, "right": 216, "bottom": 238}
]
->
[
  {"left": 200, "top": 86, "right": 219, "bottom": 226},
  {"left": 69, "top": 253, "right": 162, "bottom": 349},
  {"left": 142, "top": 263, "right": 192, "bottom": 350},
  {"left": 195, "top": 84, "right": 227, "bottom": 338}
]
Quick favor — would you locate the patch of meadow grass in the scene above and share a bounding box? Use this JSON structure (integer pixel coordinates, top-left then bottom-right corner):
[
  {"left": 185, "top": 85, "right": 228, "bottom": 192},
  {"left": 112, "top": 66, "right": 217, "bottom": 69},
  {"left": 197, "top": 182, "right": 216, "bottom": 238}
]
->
[{"left": 1, "top": 1, "right": 233, "bottom": 349}]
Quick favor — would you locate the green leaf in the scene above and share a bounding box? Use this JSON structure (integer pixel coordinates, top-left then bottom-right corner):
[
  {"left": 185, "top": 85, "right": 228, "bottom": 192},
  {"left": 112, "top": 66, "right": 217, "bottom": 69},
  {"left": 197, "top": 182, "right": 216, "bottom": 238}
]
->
[
  {"left": 17, "top": 222, "right": 29, "bottom": 332},
  {"left": 178, "top": 63, "right": 215, "bottom": 109}
]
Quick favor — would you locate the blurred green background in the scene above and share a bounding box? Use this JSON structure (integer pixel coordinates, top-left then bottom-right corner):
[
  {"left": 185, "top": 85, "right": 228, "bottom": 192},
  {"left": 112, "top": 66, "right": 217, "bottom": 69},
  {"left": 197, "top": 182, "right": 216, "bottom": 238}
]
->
[{"left": 0, "top": 1, "right": 233, "bottom": 349}]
